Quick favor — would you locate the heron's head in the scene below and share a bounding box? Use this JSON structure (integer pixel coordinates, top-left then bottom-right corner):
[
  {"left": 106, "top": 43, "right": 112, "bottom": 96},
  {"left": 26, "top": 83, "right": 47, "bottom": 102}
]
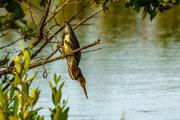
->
[{"left": 63, "top": 22, "right": 71, "bottom": 34}]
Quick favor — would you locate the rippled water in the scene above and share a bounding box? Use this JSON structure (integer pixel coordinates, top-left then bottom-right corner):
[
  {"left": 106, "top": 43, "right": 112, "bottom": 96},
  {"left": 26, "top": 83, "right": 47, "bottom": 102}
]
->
[{"left": 1, "top": 4, "right": 180, "bottom": 120}]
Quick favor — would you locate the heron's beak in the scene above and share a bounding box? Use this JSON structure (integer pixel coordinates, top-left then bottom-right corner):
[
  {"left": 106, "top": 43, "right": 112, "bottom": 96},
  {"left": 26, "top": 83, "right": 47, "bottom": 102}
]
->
[{"left": 81, "top": 83, "right": 88, "bottom": 99}]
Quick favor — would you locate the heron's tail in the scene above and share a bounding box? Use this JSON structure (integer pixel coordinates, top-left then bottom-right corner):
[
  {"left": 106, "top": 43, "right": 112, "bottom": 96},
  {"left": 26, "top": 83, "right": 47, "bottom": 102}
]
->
[{"left": 78, "top": 68, "right": 88, "bottom": 99}]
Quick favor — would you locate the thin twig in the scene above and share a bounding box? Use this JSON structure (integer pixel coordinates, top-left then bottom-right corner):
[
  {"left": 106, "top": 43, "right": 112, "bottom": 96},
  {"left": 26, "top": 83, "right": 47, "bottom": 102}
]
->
[
  {"left": 73, "top": 0, "right": 118, "bottom": 30},
  {"left": 68, "top": 1, "right": 90, "bottom": 23},
  {"left": 0, "top": 38, "right": 23, "bottom": 49},
  {"left": 2, "top": 39, "right": 100, "bottom": 91},
  {"left": 44, "top": 0, "right": 71, "bottom": 25},
  {"left": 37, "top": 0, "right": 52, "bottom": 40},
  {"left": 0, "top": 39, "right": 100, "bottom": 76},
  {"left": 30, "top": 39, "right": 100, "bottom": 68},
  {"left": 31, "top": 0, "right": 113, "bottom": 58},
  {"left": 82, "top": 47, "right": 102, "bottom": 53}
]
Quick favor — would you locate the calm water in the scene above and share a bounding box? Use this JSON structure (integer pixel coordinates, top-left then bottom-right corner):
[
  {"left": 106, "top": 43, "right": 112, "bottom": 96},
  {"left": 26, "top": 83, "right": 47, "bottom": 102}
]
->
[{"left": 1, "top": 4, "right": 180, "bottom": 120}]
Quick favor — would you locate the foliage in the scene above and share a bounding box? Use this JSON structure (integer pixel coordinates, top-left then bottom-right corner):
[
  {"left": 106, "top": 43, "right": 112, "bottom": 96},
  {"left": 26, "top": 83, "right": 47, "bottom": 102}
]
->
[
  {"left": 0, "top": 47, "right": 69, "bottom": 119},
  {"left": 0, "top": 53, "right": 9, "bottom": 68},
  {"left": 0, "top": 0, "right": 178, "bottom": 32},
  {"left": 0, "top": 0, "right": 25, "bottom": 31},
  {"left": 92, "top": 0, "right": 179, "bottom": 20},
  {"left": 125, "top": 0, "right": 179, "bottom": 20},
  {"left": 0, "top": 48, "right": 43, "bottom": 120},
  {"left": 49, "top": 74, "right": 69, "bottom": 120}
]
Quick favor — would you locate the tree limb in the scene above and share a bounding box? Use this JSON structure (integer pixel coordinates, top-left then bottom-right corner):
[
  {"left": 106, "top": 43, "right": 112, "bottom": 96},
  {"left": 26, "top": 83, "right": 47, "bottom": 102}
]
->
[
  {"left": 0, "top": 39, "right": 100, "bottom": 76},
  {"left": 44, "top": 0, "right": 72, "bottom": 25},
  {"left": 73, "top": 0, "right": 118, "bottom": 30}
]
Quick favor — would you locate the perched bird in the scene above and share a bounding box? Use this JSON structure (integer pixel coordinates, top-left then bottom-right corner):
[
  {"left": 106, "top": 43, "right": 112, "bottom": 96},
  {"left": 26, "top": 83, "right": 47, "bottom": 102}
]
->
[{"left": 62, "top": 22, "right": 88, "bottom": 99}]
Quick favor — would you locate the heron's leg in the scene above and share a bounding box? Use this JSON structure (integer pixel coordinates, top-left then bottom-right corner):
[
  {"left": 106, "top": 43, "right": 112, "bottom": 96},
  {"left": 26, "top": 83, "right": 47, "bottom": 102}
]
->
[
  {"left": 57, "top": 42, "right": 66, "bottom": 58},
  {"left": 57, "top": 42, "right": 64, "bottom": 50}
]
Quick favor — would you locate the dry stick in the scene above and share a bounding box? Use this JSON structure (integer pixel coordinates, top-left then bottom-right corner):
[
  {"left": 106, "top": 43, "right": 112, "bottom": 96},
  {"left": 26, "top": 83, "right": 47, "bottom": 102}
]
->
[
  {"left": 31, "top": 0, "right": 115, "bottom": 58},
  {"left": 31, "top": 0, "right": 71, "bottom": 58},
  {"left": 35, "top": 0, "right": 72, "bottom": 55},
  {"left": 35, "top": 0, "right": 52, "bottom": 44},
  {"left": 0, "top": 38, "right": 22, "bottom": 49},
  {"left": 0, "top": 39, "right": 100, "bottom": 77},
  {"left": 2, "top": 38, "right": 100, "bottom": 91},
  {"left": 2, "top": 1, "right": 115, "bottom": 91},
  {"left": 73, "top": 0, "right": 118, "bottom": 30},
  {"left": 38, "top": 48, "right": 58, "bottom": 62},
  {"left": 2, "top": 1, "right": 115, "bottom": 75},
  {"left": 44, "top": 0, "right": 72, "bottom": 25},
  {"left": 31, "top": 26, "right": 64, "bottom": 58},
  {"left": 29, "top": 5, "right": 37, "bottom": 30},
  {"left": 68, "top": 1, "right": 90, "bottom": 22},
  {"left": 82, "top": 47, "right": 102, "bottom": 53},
  {"left": 29, "top": 39, "right": 100, "bottom": 68},
  {"left": 8, "top": 0, "right": 52, "bottom": 66}
]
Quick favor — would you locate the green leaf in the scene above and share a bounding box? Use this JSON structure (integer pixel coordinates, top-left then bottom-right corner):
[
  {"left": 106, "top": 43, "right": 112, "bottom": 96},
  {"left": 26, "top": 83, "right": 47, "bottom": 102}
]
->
[
  {"left": 54, "top": 73, "right": 57, "bottom": 84},
  {"left": 59, "top": 81, "right": 65, "bottom": 90},
  {"left": 134, "top": 0, "right": 141, "bottom": 12},
  {"left": 22, "top": 92, "right": 33, "bottom": 106},
  {"left": 142, "top": 7, "right": 147, "bottom": 20},
  {"left": 62, "top": 107, "right": 69, "bottom": 120},
  {"left": 36, "top": 116, "right": 44, "bottom": 120},
  {"left": 10, "top": 85, "right": 15, "bottom": 98},
  {"left": 163, "top": 0, "right": 169, "bottom": 3},
  {"left": 27, "top": 72, "right": 38, "bottom": 85},
  {"left": 0, "top": 53, "right": 9, "bottom": 67},
  {"left": 14, "top": 56, "right": 21, "bottom": 74},
  {"left": 5, "top": 0, "right": 25, "bottom": 19},
  {"left": 62, "top": 100, "right": 68, "bottom": 110},
  {"left": 54, "top": 89, "right": 62, "bottom": 105},
  {"left": 54, "top": 106, "right": 61, "bottom": 120},
  {"left": 23, "top": 48, "right": 31, "bottom": 73},
  {"left": 31, "top": 88, "right": 40, "bottom": 106},
  {"left": 49, "top": 81, "right": 55, "bottom": 94},
  {"left": 48, "top": 108, "right": 54, "bottom": 114},
  {"left": 31, "top": 107, "right": 43, "bottom": 115},
  {"left": 13, "top": 72, "right": 21, "bottom": 85},
  {"left": 13, "top": 98, "right": 19, "bottom": 115},
  {"left": 9, "top": 116, "right": 19, "bottom": 120},
  {"left": 54, "top": 74, "right": 61, "bottom": 85}
]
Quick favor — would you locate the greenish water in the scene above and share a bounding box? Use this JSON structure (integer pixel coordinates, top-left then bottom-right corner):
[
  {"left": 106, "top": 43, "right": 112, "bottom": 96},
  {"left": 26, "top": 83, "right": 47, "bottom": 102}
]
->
[{"left": 1, "top": 4, "right": 180, "bottom": 120}]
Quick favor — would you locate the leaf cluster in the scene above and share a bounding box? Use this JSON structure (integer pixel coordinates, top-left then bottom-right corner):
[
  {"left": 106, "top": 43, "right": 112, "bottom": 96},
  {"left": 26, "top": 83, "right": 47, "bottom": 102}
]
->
[
  {"left": 0, "top": 0, "right": 25, "bottom": 31},
  {"left": 0, "top": 48, "right": 43, "bottom": 120},
  {"left": 0, "top": 47, "right": 69, "bottom": 120},
  {"left": 125, "top": 0, "right": 179, "bottom": 20},
  {"left": 49, "top": 74, "right": 69, "bottom": 120}
]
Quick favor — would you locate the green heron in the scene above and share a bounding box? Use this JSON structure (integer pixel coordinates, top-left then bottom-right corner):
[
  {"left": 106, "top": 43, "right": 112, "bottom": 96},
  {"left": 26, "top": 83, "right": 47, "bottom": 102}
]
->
[{"left": 62, "top": 22, "right": 88, "bottom": 99}]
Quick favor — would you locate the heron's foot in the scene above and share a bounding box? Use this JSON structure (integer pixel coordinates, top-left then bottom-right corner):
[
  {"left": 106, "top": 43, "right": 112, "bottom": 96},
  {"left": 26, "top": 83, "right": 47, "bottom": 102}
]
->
[
  {"left": 57, "top": 43, "right": 64, "bottom": 50},
  {"left": 66, "top": 51, "right": 74, "bottom": 56},
  {"left": 60, "top": 53, "right": 65, "bottom": 59}
]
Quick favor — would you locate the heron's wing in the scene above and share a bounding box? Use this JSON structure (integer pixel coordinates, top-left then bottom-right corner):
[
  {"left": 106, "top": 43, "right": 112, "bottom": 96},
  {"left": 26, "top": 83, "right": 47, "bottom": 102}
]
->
[{"left": 69, "top": 31, "right": 81, "bottom": 64}]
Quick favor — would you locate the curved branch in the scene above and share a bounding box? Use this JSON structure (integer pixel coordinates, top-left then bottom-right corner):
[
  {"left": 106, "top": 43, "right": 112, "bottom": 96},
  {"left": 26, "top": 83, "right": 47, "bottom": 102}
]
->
[
  {"left": 0, "top": 39, "right": 100, "bottom": 76},
  {"left": 73, "top": 0, "right": 118, "bottom": 30},
  {"left": 31, "top": 0, "right": 116, "bottom": 59},
  {"left": 44, "top": 0, "right": 72, "bottom": 25},
  {"left": 0, "top": 39, "right": 22, "bottom": 49}
]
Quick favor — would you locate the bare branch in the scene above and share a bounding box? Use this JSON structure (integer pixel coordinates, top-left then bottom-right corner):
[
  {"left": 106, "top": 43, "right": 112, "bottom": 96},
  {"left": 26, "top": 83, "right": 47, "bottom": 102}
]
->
[
  {"left": 30, "top": 39, "right": 100, "bottom": 68},
  {"left": 73, "top": 0, "right": 118, "bottom": 30},
  {"left": 82, "top": 47, "right": 102, "bottom": 53},
  {"left": 0, "top": 38, "right": 23, "bottom": 49},
  {"left": 0, "top": 39, "right": 100, "bottom": 76},
  {"left": 44, "top": 0, "right": 72, "bottom": 25},
  {"left": 30, "top": 0, "right": 114, "bottom": 59}
]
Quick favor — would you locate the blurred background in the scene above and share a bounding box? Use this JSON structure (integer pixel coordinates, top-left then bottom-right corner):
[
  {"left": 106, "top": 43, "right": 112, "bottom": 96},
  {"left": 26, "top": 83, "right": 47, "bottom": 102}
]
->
[{"left": 1, "top": 2, "right": 180, "bottom": 120}]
